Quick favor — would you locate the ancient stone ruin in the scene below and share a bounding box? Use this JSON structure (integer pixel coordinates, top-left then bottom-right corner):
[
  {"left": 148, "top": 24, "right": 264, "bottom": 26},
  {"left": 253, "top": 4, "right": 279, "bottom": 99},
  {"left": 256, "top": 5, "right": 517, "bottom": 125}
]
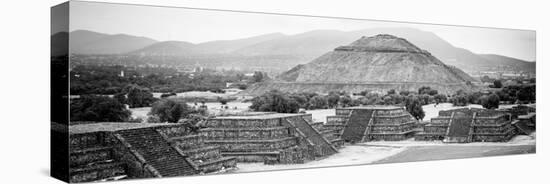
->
[
  {"left": 67, "top": 112, "right": 343, "bottom": 182},
  {"left": 244, "top": 34, "right": 477, "bottom": 95},
  {"left": 325, "top": 106, "right": 417, "bottom": 143},
  {"left": 499, "top": 105, "right": 536, "bottom": 135},
  {"left": 415, "top": 108, "right": 517, "bottom": 143},
  {"left": 201, "top": 113, "right": 339, "bottom": 164},
  {"left": 68, "top": 123, "right": 236, "bottom": 183}
]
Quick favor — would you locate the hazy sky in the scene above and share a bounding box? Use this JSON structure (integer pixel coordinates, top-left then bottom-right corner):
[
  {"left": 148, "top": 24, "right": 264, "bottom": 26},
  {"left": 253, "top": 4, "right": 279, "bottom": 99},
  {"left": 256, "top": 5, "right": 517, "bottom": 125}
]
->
[{"left": 68, "top": 1, "right": 536, "bottom": 61}]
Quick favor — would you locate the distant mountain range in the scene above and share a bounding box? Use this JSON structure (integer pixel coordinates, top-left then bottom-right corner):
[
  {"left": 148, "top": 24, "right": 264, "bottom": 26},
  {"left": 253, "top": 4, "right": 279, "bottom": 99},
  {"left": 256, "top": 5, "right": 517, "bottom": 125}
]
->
[
  {"left": 52, "top": 28, "right": 535, "bottom": 73},
  {"left": 69, "top": 30, "right": 157, "bottom": 54}
]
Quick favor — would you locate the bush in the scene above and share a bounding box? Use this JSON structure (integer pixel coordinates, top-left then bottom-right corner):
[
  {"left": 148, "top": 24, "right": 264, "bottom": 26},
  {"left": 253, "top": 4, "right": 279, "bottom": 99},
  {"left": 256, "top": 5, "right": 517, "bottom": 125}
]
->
[
  {"left": 327, "top": 92, "right": 340, "bottom": 108},
  {"left": 418, "top": 86, "right": 438, "bottom": 96},
  {"left": 493, "top": 80, "right": 503, "bottom": 88},
  {"left": 434, "top": 94, "right": 447, "bottom": 103},
  {"left": 451, "top": 94, "right": 468, "bottom": 106},
  {"left": 249, "top": 90, "right": 299, "bottom": 113},
  {"left": 309, "top": 95, "right": 328, "bottom": 109},
  {"left": 149, "top": 98, "right": 192, "bottom": 123},
  {"left": 125, "top": 85, "right": 157, "bottom": 108},
  {"left": 339, "top": 95, "right": 353, "bottom": 107},
  {"left": 481, "top": 94, "right": 500, "bottom": 109},
  {"left": 70, "top": 95, "right": 131, "bottom": 122},
  {"left": 404, "top": 96, "right": 425, "bottom": 120}
]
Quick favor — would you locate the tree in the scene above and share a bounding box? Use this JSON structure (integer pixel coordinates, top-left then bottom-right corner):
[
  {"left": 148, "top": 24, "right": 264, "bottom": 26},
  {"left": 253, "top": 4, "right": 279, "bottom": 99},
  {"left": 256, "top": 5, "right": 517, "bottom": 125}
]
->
[
  {"left": 70, "top": 95, "right": 131, "bottom": 122},
  {"left": 309, "top": 96, "right": 328, "bottom": 109},
  {"left": 517, "top": 85, "right": 536, "bottom": 103},
  {"left": 493, "top": 80, "right": 503, "bottom": 88},
  {"left": 399, "top": 91, "right": 411, "bottom": 96},
  {"left": 451, "top": 94, "right": 468, "bottom": 106},
  {"left": 339, "top": 95, "right": 353, "bottom": 107},
  {"left": 434, "top": 94, "right": 447, "bottom": 104},
  {"left": 289, "top": 94, "right": 309, "bottom": 109},
  {"left": 249, "top": 90, "right": 299, "bottom": 113},
  {"left": 125, "top": 85, "right": 156, "bottom": 108},
  {"left": 327, "top": 92, "right": 340, "bottom": 108},
  {"left": 252, "top": 71, "right": 264, "bottom": 82},
  {"left": 418, "top": 86, "right": 432, "bottom": 95},
  {"left": 149, "top": 98, "right": 192, "bottom": 123},
  {"left": 405, "top": 96, "right": 425, "bottom": 120},
  {"left": 481, "top": 94, "right": 500, "bottom": 109},
  {"left": 113, "top": 93, "right": 127, "bottom": 104},
  {"left": 358, "top": 90, "right": 370, "bottom": 96}
]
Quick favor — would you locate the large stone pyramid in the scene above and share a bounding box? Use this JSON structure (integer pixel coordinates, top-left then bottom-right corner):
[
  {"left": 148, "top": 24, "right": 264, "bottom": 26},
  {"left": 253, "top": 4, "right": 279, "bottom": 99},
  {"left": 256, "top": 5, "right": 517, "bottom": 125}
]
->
[{"left": 244, "top": 34, "right": 477, "bottom": 95}]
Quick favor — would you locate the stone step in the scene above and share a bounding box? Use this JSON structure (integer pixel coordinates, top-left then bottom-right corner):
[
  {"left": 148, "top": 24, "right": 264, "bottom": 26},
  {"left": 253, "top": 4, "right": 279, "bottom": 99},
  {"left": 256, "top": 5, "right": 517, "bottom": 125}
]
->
[
  {"left": 196, "top": 157, "right": 237, "bottom": 173},
  {"left": 116, "top": 128, "right": 198, "bottom": 177},
  {"left": 69, "top": 162, "right": 126, "bottom": 183},
  {"left": 70, "top": 146, "right": 114, "bottom": 167}
]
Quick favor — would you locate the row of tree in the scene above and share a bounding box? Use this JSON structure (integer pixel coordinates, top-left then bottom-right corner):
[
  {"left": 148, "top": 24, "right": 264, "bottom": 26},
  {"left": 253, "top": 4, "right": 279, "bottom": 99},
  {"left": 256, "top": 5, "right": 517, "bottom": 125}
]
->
[
  {"left": 70, "top": 94, "right": 207, "bottom": 123},
  {"left": 249, "top": 89, "right": 429, "bottom": 120},
  {"left": 70, "top": 65, "right": 262, "bottom": 95},
  {"left": 249, "top": 84, "right": 535, "bottom": 121}
]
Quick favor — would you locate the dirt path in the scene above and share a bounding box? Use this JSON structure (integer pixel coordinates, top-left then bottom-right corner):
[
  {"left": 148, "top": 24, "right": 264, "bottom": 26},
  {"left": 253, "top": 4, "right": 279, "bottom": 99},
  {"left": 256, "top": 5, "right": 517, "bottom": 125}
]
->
[
  {"left": 233, "top": 144, "right": 406, "bottom": 173},
  {"left": 373, "top": 145, "right": 535, "bottom": 164}
]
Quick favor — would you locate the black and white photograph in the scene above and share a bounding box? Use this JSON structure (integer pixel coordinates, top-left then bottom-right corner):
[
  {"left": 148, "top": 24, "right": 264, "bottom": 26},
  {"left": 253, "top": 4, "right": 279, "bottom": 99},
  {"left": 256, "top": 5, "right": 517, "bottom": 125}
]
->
[{"left": 46, "top": 0, "right": 541, "bottom": 183}]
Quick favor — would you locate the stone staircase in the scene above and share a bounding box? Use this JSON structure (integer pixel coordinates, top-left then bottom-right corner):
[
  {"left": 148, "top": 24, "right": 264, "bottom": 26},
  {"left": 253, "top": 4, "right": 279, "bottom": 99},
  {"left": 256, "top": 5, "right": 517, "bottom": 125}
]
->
[
  {"left": 167, "top": 134, "right": 237, "bottom": 173},
  {"left": 116, "top": 128, "right": 197, "bottom": 177},
  {"left": 201, "top": 118, "right": 303, "bottom": 163},
  {"left": 513, "top": 120, "right": 535, "bottom": 135},
  {"left": 444, "top": 112, "right": 474, "bottom": 143},
  {"left": 69, "top": 146, "right": 127, "bottom": 183},
  {"left": 341, "top": 109, "right": 373, "bottom": 143},
  {"left": 285, "top": 116, "right": 338, "bottom": 157}
]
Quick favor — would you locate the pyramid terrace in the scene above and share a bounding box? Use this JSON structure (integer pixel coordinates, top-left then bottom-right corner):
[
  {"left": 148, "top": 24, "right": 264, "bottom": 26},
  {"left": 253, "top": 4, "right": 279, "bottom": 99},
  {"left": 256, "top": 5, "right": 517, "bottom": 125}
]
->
[
  {"left": 325, "top": 105, "right": 418, "bottom": 143},
  {"left": 415, "top": 108, "right": 517, "bottom": 143}
]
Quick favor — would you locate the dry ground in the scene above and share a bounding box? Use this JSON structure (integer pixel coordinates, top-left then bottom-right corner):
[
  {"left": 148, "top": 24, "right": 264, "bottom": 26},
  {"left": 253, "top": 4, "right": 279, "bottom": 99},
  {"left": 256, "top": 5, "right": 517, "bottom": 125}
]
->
[{"left": 233, "top": 133, "right": 535, "bottom": 173}]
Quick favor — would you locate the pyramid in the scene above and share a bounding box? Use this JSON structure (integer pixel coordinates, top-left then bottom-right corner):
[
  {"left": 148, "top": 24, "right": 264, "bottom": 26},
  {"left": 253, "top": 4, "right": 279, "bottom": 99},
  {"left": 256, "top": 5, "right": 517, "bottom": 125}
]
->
[{"left": 244, "top": 34, "right": 477, "bottom": 95}]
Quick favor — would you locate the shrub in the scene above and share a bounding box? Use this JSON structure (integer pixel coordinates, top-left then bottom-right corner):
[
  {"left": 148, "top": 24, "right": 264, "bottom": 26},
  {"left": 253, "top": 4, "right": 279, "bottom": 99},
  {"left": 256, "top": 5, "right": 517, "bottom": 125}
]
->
[
  {"left": 309, "top": 96, "right": 328, "bottom": 109},
  {"left": 249, "top": 90, "right": 300, "bottom": 113},
  {"left": 70, "top": 95, "right": 131, "bottom": 122},
  {"left": 404, "top": 96, "right": 425, "bottom": 120},
  {"left": 149, "top": 98, "right": 192, "bottom": 123},
  {"left": 493, "top": 80, "right": 503, "bottom": 88},
  {"left": 125, "top": 85, "right": 156, "bottom": 108},
  {"left": 481, "top": 94, "right": 500, "bottom": 109}
]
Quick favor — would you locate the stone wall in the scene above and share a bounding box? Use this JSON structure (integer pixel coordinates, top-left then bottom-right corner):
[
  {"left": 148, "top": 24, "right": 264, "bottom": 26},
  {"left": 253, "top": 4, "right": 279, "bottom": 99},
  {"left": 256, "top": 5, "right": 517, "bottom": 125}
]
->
[
  {"left": 370, "top": 123, "right": 415, "bottom": 133},
  {"left": 375, "top": 109, "right": 405, "bottom": 116},
  {"left": 335, "top": 109, "right": 353, "bottom": 116},
  {"left": 68, "top": 131, "right": 157, "bottom": 181},
  {"left": 373, "top": 115, "right": 413, "bottom": 124},
  {"left": 170, "top": 135, "right": 204, "bottom": 150},
  {"left": 205, "top": 137, "right": 299, "bottom": 152},
  {"left": 200, "top": 127, "right": 291, "bottom": 140},
  {"left": 205, "top": 118, "right": 280, "bottom": 128},
  {"left": 70, "top": 132, "right": 107, "bottom": 150},
  {"left": 157, "top": 125, "right": 192, "bottom": 138}
]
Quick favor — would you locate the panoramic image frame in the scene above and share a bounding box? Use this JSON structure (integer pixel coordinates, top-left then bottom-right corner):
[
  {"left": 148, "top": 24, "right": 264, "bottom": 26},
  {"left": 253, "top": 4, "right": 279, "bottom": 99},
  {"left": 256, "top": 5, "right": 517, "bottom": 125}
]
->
[{"left": 51, "top": 1, "right": 536, "bottom": 183}]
